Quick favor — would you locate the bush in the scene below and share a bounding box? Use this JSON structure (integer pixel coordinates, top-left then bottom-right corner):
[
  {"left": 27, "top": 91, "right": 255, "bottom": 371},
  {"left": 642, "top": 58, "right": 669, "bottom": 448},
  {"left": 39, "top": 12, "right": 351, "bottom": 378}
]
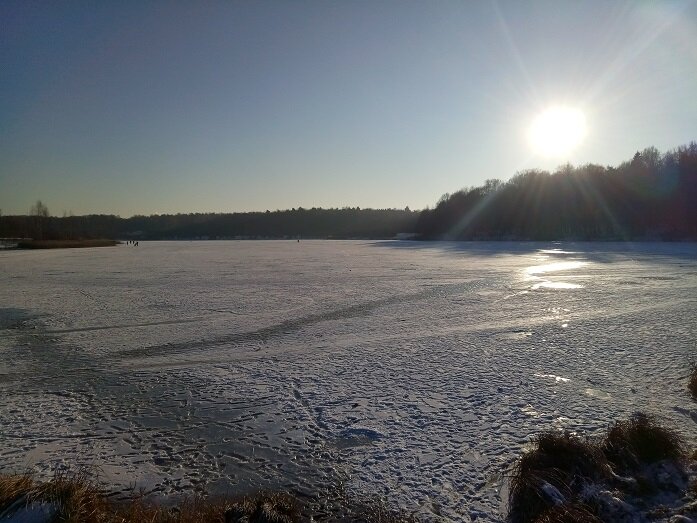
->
[
  {"left": 602, "top": 413, "right": 685, "bottom": 473},
  {"left": 508, "top": 432, "right": 608, "bottom": 523}
]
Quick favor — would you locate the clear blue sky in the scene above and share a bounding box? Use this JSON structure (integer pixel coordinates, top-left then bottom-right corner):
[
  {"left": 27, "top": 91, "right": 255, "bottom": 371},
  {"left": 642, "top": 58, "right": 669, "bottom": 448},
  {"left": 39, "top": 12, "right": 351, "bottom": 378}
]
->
[{"left": 1, "top": 1, "right": 696, "bottom": 216}]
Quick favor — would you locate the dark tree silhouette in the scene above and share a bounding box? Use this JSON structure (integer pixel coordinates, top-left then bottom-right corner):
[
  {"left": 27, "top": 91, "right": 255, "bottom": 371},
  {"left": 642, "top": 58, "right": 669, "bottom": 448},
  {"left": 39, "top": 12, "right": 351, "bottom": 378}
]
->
[
  {"left": 0, "top": 207, "right": 418, "bottom": 241},
  {"left": 416, "top": 143, "right": 697, "bottom": 240},
  {"left": 29, "top": 200, "right": 50, "bottom": 240},
  {"left": 4, "top": 142, "right": 695, "bottom": 242}
]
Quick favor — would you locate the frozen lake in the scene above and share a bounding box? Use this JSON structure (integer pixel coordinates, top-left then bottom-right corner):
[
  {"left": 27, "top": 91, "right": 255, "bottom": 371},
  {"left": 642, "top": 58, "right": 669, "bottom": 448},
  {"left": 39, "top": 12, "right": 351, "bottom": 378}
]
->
[{"left": 1, "top": 240, "right": 696, "bottom": 521}]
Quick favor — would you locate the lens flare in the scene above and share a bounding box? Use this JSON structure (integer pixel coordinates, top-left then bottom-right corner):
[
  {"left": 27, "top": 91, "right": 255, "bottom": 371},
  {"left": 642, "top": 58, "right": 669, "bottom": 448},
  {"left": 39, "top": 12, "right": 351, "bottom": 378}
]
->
[{"left": 528, "top": 106, "right": 587, "bottom": 157}]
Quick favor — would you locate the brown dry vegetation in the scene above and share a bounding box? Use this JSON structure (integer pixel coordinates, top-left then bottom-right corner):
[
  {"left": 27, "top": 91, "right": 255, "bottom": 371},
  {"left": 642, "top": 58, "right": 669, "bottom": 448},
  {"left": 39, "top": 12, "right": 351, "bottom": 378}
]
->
[
  {"left": 602, "top": 413, "right": 684, "bottom": 473},
  {"left": 508, "top": 412, "right": 689, "bottom": 523},
  {"left": 0, "top": 473, "right": 33, "bottom": 513},
  {"left": 122, "top": 492, "right": 300, "bottom": 523},
  {"left": 3, "top": 413, "right": 691, "bottom": 522},
  {"left": 0, "top": 472, "right": 416, "bottom": 523},
  {"left": 532, "top": 503, "right": 602, "bottom": 523},
  {"left": 29, "top": 471, "right": 111, "bottom": 522},
  {"left": 333, "top": 498, "right": 419, "bottom": 523},
  {"left": 0, "top": 473, "right": 298, "bottom": 523},
  {"left": 0, "top": 474, "right": 301, "bottom": 523},
  {"left": 508, "top": 432, "right": 608, "bottom": 523}
]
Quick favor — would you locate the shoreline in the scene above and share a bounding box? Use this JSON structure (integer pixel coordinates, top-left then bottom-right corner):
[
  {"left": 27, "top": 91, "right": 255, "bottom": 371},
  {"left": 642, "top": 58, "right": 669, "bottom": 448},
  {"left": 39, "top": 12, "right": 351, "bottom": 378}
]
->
[{"left": 15, "top": 239, "right": 120, "bottom": 249}]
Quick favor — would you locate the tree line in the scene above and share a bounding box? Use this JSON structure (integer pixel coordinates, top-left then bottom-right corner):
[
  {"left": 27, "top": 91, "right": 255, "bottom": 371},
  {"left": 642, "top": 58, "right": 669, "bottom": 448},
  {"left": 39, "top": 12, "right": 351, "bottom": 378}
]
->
[
  {"left": 0, "top": 206, "right": 418, "bottom": 241},
  {"left": 416, "top": 143, "right": 697, "bottom": 240},
  {"left": 1, "top": 142, "right": 695, "bottom": 242}
]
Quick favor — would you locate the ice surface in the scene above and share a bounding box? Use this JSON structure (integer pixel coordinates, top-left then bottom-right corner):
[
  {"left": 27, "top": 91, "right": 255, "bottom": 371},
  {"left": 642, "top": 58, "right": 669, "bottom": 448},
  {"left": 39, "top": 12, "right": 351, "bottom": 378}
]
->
[{"left": 1, "top": 240, "right": 696, "bottom": 521}]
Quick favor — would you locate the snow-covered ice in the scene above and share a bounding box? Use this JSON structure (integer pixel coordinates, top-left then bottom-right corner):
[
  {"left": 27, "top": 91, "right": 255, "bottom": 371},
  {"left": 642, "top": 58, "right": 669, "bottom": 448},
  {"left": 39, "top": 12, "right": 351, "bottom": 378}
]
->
[{"left": 1, "top": 240, "right": 696, "bottom": 521}]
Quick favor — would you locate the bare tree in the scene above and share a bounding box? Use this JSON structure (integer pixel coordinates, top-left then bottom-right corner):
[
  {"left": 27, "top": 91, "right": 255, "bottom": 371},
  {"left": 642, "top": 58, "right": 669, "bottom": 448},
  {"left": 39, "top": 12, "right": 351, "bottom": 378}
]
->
[
  {"left": 29, "top": 200, "right": 50, "bottom": 239},
  {"left": 30, "top": 200, "right": 49, "bottom": 218}
]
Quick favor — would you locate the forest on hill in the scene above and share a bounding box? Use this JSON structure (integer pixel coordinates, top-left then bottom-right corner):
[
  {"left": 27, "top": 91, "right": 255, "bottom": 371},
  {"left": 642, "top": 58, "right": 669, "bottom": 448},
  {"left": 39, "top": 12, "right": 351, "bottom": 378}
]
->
[
  {"left": 2, "top": 143, "right": 695, "bottom": 242},
  {"left": 416, "top": 142, "right": 697, "bottom": 240}
]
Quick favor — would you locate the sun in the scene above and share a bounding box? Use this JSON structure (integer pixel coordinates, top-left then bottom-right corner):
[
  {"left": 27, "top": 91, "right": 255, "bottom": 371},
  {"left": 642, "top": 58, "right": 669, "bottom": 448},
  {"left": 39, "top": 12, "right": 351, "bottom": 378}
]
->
[{"left": 528, "top": 106, "right": 587, "bottom": 157}]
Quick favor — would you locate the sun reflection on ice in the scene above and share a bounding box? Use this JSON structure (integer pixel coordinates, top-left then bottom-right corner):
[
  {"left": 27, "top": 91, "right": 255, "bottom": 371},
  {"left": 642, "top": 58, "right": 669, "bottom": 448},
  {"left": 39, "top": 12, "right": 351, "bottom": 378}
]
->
[
  {"left": 531, "top": 281, "right": 583, "bottom": 290},
  {"left": 525, "top": 261, "right": 586, "bottom": 275},
  {"left": 524, "top": 257, "right": 587, "bottom": 290}
]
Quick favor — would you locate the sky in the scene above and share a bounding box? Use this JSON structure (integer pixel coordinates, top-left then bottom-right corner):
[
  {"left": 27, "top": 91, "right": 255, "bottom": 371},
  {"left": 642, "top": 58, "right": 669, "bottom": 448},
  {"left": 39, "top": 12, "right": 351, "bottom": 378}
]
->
[{"left": 1, "top": 1, "right": 696, "bottom": 217}]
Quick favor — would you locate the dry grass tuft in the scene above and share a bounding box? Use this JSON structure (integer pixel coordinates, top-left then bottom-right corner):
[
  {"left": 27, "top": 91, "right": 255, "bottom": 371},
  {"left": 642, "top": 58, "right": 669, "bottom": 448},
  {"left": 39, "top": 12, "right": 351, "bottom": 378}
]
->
[
  {"left": 0, "top": 474, "right": 303, "bottom": 523},
  {"left": 509, "top": 414, "right": 691, "bottom": 523},
  {"left": 341, "top": 498, "right": 419, "bottom": 523},
  {"left": 224, "top": 492, "right": 300, "bottom": 523},
  {"left": 0, "top": 473, "right": 34, "bottom": 512},
  {"left": 602, "top": 413, "right": 685, "bottom": 473},
  {"left": 0, "top": 475, "right": 418, "bottom": 523},
  {"left": 508, "top": 431, "right": 608, "bottom": 523},
  {"left": 533, "top": 502, "right": 603, "bottom": 523},
  {"left": 125, "top": 493, "right": 417, "bottom": 523},
  {"left": 115, "top": 495, "right": 234, "bottom": 522},
  {"left": 28, "top": 471, "right": 110, "bottom": 523}
]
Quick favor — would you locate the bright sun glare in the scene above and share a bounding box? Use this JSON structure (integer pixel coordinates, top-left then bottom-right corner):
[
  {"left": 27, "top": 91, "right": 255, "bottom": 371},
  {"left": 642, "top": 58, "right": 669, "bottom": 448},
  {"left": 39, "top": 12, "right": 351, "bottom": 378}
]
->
[{"left": 528, "top": 106, "right": 587, "bottom": 157}]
